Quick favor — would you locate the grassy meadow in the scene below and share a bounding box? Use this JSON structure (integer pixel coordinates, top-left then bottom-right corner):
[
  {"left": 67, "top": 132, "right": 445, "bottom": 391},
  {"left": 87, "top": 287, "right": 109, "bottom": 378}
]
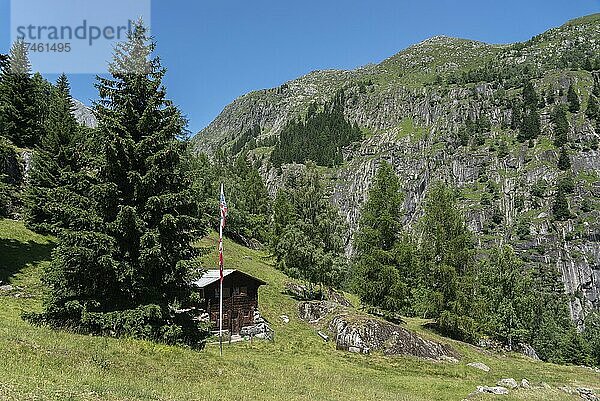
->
[{"left": 0, "top": 219, "right": 598, "bottom": 401}]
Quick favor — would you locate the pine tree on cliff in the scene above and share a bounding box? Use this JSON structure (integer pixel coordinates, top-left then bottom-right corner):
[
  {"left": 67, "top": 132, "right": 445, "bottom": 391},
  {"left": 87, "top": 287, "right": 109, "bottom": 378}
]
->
[
  {"left": 0, "top": 41, "right": 43, "bottom": 148},
  {"left": 567, "top": 84, "right": 580, "bottom": 113},
  {"left": 552, "top": 105, "right": 569, "bottom": 147},
  {"left": 557, "top": 147, "right": 571, "bottom": 171},
  {"left": 517, "top": 80, "right": 541, "bottom": 142},
  {"left": 552, "top": 187, "right": 570, "bottom": 221},
  {"left": 586, "top": 95, "right": 598, "bottom": 120},
  {"left": 522, "top": 81, "right": 538, "bottom": 109},
  {"left": 31, "top": 22, "right": 206, "bottom": 346}
]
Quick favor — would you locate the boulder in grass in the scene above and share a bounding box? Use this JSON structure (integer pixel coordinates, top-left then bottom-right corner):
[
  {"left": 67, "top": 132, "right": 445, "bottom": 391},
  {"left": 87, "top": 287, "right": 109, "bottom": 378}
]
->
[
  {"left": 330, "top": 315, "right": 458, "bottom": 360},
  {"left": 477, "top": 386, "right": 509, "bottom": 395},
  {"left": 576, "top": 387, "right": 598, "bottom": 401},
  {"left": 497, "top": 378, "right": 518, "bottom": 389},
  {"left": 467, "top": 362, "right": 490, "bottom": 372}
]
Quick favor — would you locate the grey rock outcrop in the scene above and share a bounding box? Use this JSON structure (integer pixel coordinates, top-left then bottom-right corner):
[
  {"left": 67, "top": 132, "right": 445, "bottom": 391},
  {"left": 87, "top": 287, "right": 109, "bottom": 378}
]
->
[
  {"left": 298, "top": 301, "right": 335, "bottom": 324},
  {"left": 516, "top": 343, "right": 540, "bottom": 360},
  {"left": 329, "top": 314, "right": 458, "bottom": 360},
  {"left": 297, "top": 300, "right": 458, "bottom": 360},
  {"left": 577, "top": 387, "right": 598, "bottom": 401}
]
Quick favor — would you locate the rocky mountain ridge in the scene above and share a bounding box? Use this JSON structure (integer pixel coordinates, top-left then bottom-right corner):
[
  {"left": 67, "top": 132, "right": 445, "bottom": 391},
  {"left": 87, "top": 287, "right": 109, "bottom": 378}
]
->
[{"left": 192, "top": 14, "right": 600, "bottom": 327}]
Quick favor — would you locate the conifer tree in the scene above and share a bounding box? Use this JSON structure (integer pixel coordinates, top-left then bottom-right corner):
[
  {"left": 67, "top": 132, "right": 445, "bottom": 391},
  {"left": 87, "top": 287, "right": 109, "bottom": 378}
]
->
[
  {"left": 481, "top": 246, "right": 532, "bottom": 350},
  {"left": 526, "top": 259, "right": 576, "bottom": 363},
  {"left": 522, "top": 81, "right": 538, "bottom": 109},
  {"left": 417, "top": 181, "right": 478, "bottom": 340},
  {"left": 557, "top": 147, "right": 571, "bottom": 171},
  {"left": 586, "top": 95, "right": 598, "bottom": 119},
  {"left": 0, "top": 54, "right": 7, "bottom": 70},
  {"left": 0, "top": 137, "right": 20, "bottom": 217},
  {"left": 352, "top": 162, "right": 412, "bottom": 311},
  {"left": 519, "top": 108, "right": 541, "bottom": 142},
  {"left": 517, "top": 80, "right": 541, "bottom": 142},
  {"left": 24, "top": 74, "right": 97, "bottom": 234},
  {"left": 31, "top": 22, "right": 206, "bottom": 346},
  {"left": 562, "top": 328, "right": 591, "bottom": 365},
  {"left": 593, "top": 79, "right": 600, "bottom": 99},
  {"left": 510, "top": 100, "right": 522, "bottom": 130},
  {"left": 0, "top": 41, "right": 43, "bottom": 147},
  {"left": 552, "top": 105, "right": 569, "bottom": 147},
  {"left": 552, "top": 187, "right": 570, "bottom": 221},
  {"left": 583, "top": 312, "right": 600, "bottom": 367},
  {"left": 216, "top": 154, "right": 271, "bottom": 245},
  {"left": 567, "top": 84, "right": 580, "bottom": 113}
]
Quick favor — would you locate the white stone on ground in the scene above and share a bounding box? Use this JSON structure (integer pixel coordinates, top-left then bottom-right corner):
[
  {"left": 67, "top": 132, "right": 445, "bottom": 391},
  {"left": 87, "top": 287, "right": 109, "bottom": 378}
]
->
[{"left": 467, "top": 362, "right": 490, "bottom": 372}]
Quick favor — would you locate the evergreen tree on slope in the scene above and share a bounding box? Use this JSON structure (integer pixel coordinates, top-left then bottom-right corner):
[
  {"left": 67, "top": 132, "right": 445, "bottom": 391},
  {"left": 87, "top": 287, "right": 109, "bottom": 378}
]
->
[
  {"left": 0, "top": 41, "right": 43, "bottom": 148},
  {"left": 31, "top": 22, "right": 206, "bottom": 346},
  {"left": 417, "top": 181, "right": 479, "bottom": 341},
  {"left": 24, "top": 74, "right": 98, "bottom": 234},
  {"left": 352, "top": 161, "right": 413, "bottom": 312}
]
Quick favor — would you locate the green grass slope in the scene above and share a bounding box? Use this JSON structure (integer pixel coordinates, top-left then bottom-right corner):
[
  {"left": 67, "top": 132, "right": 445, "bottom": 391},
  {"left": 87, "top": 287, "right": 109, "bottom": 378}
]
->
[{"left": 0, "top": 219, "right": 598, "bottom": 401}]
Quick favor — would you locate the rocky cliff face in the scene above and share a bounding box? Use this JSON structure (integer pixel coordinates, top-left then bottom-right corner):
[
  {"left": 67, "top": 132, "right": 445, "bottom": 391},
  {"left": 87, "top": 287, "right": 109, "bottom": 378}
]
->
[
  {"left": 71, "top": 99, "right": 97, "bottom": 128},
  {"left": 192, "top": 14, "right": 600, "bottom": 327}
]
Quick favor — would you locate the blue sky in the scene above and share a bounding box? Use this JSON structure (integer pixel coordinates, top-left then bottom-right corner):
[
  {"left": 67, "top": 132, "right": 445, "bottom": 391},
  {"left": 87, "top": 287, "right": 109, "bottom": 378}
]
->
[{"left": 1, "top": 0, "right": 599, "bottom": 134}]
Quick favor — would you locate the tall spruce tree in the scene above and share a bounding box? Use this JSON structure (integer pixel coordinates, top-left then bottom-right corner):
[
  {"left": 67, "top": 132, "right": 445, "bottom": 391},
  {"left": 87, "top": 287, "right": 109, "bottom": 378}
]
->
[
  {"left": 215, "top": 154, "right": 271, "bottom": 246},
  {"left": 552, "top": 187, "right": 570, "bottom": 221},
  {"left": 0, "top": 137, "right": 20, "bottom": 217},
  {"left": 557, "top": 147, "right": 571, "bottom": 171},
  {"left": 583, "top": 312, "right": 600, "bottom": 367},
  {"left": 24, "top": 74, "right": 98, "bottom": 234},
  {"left": 31, "top": 22, "right": 206, "bottom": 346},
  {"left": 0, "top": 41, "right": 43, "bottom": 147},
  {"left": 0, "top": 54, "right": 7, "bottom": 70},
  {"left": 528, "top": 260, "right": 577, "bottom": 363},
  {"left": 352, "top": 162, "right": 413, "bottom": 312}
]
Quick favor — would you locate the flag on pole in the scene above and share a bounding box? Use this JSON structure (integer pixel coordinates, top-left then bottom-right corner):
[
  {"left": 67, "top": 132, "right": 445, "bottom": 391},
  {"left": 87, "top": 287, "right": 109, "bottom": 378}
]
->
[{"left": 219, "top": 183, "right": 228, "bottom": 282}]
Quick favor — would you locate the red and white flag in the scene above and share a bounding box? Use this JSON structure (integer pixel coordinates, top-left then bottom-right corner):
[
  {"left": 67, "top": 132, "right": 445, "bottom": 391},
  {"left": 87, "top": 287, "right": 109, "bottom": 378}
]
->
[{"left": 218, "top": 183, "right": 228, "bottom": 282}]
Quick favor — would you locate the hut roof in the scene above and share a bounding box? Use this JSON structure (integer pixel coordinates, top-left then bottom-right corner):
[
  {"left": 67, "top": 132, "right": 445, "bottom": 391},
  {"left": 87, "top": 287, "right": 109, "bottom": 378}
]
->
[{"left": 192, "top": 269, "right": 267, "bottom": 288}]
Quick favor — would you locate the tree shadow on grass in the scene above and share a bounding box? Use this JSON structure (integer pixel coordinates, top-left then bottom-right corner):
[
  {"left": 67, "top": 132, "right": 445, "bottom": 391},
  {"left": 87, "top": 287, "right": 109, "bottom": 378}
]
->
[{"left": 0, "top": 237, "right": 53, "bottom": 284}]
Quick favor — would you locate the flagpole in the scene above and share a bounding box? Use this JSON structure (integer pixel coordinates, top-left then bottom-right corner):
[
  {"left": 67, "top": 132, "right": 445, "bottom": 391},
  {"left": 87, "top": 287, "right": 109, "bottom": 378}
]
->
[
  {"left": 219, "top": 183, "right": 224, "bottom": 357},
  {"left": 219, "top": 269, "right": 223, "bottom": 357}
]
